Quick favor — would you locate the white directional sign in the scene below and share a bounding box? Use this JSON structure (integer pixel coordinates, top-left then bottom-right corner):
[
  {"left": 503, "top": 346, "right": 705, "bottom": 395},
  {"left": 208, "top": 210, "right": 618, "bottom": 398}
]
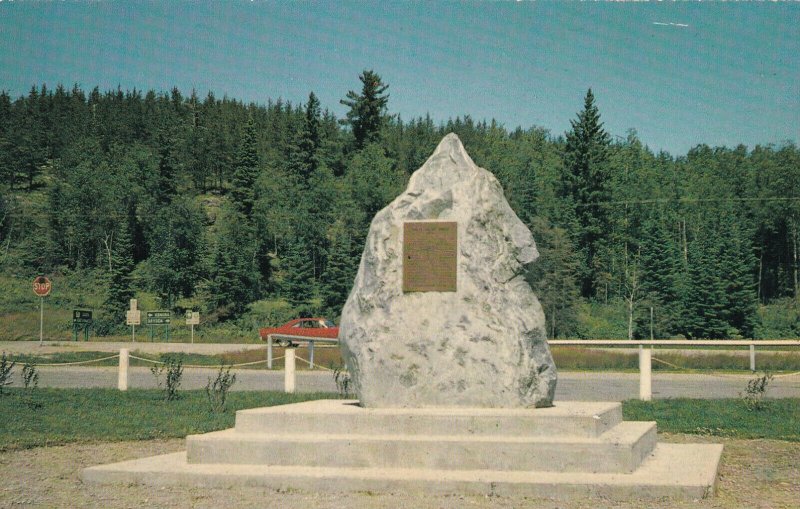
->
[
  {"left": 186, "top": 311, "right": 200, "bottom": 325},
  {"left": 126, "top": 310, "right": 141, "bottom": 326}
]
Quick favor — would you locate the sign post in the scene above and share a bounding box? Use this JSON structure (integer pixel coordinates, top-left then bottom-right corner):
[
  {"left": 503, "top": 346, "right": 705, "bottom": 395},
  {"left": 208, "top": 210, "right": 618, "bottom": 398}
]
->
[
  {"left": 126, "top": 299, "right": 141, "bottom": 342},
  {"left": 71, "top": 310, "right": 93, "bottom": 341},
  {"left": 32, "top": 276, "right": 52, "bottom": 346},
  {"left": 185, "top": 311, "right": 200, "bottom": 344}
]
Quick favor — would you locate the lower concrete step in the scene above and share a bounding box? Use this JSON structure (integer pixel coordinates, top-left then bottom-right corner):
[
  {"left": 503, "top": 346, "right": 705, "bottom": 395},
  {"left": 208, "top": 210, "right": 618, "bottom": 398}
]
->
[
  {"left": 185, "top": 421, "right": 657, "bottom": 474},
  {"left": 234, "top": 400, "right": 623, "bottom": 438},
  {"left": 82, "top": 443, "right": 724, "bottom": 500}
]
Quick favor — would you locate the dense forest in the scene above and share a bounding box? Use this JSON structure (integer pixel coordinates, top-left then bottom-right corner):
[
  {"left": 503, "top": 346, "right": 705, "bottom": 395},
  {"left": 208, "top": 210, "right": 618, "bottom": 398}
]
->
[{"left": 1, "top": 71, "right": 798, "bottom": 339}]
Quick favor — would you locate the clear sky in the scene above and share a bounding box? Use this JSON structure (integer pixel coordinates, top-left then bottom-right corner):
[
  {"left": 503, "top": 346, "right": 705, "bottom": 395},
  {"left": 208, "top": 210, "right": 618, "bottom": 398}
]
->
[{"left": 1, "top": 1, "right": 797, "bottom": 156}]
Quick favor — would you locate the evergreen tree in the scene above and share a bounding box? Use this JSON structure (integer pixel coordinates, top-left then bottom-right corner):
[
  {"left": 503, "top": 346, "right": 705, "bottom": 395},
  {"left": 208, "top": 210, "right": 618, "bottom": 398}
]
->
[
  {"left": 561, "top": 89, "right": 611, "bottom": 299},
  {"left": 102, "top": 220, "right": 135, "bottom": 330},
  {"left": 295, "top": 91, "right": 321, "bottom": 183},
  {"left": 347, "top": 143, "right": 405, "bottom": 222},
  {"left": 146, "top": 198, "right": 206, "bottom": 306},
  {"left": 527, "top": 218, "right": 581, "bottom": 338},
  {"left": 230, "top": 117, "right": 259, "bottom": 218},
  {"left": 635, "top": 212, "right": 682, "bottom": 338},
  {"left": 340, "top": 70, "right": 389, "bottom": 149},
  {"left": 718, "top": 214, "right": 759, "bottom": 337},
  {"left": 320, "top": 222, "right": 357, "bottom": 319},
  {"left": 282, "top": 238, "right": 315, "bottom": 311},
  {"left": 682, "top": 233, "right": 729, "bottom": 339},
  {"left": 208, "top": 207, "right": 258, "bottom": 318}
]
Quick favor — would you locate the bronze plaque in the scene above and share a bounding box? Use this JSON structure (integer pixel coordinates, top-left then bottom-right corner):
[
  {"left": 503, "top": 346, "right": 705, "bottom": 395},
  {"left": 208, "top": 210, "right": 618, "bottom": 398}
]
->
[{"left": 403, "top": 221, "right": 457, "bottom": 292}]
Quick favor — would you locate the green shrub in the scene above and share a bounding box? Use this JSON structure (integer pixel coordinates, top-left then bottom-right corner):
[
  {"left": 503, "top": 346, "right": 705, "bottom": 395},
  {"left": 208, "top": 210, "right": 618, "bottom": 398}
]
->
[
  {"left": 0, "top": 352, "right": 14, "bottom": 394},
  {"left": 205, "top": 365, "right": 237, "bottom": 413}
]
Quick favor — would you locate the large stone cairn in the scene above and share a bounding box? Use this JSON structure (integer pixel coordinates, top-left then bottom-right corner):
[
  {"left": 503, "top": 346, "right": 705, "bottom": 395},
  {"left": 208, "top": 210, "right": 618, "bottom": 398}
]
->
[{"left": 339, "top": 133, "right": 557, "bottom": 408}]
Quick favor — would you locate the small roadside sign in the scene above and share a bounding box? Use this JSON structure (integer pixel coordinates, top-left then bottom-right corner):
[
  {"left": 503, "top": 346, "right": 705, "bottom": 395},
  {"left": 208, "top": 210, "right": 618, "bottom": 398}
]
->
[
  {"left": 126, "top": 310, "right": 141, "bottom": 326},
  {"left": 129, "top": 299, "right": 138, "bottom": 311},
  {"left": 33, "top": 276, "right": 51, "bottom": 297},
  {"left": 185, "top": 311, "right": 200, "bottom": 325}
]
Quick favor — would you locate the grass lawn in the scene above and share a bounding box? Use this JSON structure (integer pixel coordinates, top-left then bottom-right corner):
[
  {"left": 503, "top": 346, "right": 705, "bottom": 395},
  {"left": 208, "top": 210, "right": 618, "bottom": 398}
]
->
[
  {"left": 623, "top": 398, "right": 800, "bottom": 442},
  {"left": 0, "top": 388, "right": 337, "bottom": 451},
  {"left": 1, "top": 389, "right": 797, "bottom": 451}
]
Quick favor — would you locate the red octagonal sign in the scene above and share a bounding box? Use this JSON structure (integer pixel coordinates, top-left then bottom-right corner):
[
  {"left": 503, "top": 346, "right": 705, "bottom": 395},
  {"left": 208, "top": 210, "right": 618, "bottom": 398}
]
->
[{"left": 33, "top": 276, "right": 51, "bottom": 297}]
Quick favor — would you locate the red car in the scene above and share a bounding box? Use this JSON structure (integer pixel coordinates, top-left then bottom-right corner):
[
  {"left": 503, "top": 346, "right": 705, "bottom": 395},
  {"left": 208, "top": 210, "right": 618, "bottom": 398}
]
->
[{"left": 259, "top": 317, "right": 339, "bottom": 346}]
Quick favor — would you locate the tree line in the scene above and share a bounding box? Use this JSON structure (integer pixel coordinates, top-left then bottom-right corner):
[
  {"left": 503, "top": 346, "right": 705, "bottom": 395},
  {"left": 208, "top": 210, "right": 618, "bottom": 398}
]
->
[{"left": 0, "top": 71, "right": 798, "bottom": 338}]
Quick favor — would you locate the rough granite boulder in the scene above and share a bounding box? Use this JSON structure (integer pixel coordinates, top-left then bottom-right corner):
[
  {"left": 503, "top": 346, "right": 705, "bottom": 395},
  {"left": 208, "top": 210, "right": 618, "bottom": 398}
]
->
[{"left": 339, "top": 133, "right": 557, "bottom": 408}]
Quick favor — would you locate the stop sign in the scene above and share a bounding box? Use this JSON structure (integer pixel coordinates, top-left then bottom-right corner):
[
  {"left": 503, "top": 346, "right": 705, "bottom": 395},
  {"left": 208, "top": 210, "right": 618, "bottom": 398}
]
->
[{"left": 33, "top": 276, "right": 51, "bottom": 297}]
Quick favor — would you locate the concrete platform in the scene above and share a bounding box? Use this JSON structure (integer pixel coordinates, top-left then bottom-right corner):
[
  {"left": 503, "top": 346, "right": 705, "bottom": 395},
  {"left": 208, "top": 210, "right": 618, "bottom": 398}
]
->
[{"left": 83, "top": 400, "right": 723, "bottom": 500}]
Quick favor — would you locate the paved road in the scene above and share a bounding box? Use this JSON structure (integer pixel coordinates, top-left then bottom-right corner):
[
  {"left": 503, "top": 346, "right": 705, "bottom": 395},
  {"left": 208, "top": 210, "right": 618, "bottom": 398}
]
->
[
  {"left": 3, "top": 340, "right": 798, "bottom": 400},
  {"left": 9, "top": 366, "right": 799, "bottom": 400}
]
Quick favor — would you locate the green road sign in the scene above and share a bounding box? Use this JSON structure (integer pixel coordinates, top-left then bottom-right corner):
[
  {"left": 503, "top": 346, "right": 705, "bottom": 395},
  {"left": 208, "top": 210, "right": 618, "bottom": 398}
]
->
[
  {"left": 72, "top": 309, "right": 93, "bottom": 324},
  {"left": 146, "top": 311, "right": 171, "bottom": 325}
]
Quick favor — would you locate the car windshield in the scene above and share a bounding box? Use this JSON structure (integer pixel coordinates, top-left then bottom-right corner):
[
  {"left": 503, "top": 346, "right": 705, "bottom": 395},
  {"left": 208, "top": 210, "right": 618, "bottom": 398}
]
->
[{"left": 324, "top": 320, "right": 335, "bottom": 327}]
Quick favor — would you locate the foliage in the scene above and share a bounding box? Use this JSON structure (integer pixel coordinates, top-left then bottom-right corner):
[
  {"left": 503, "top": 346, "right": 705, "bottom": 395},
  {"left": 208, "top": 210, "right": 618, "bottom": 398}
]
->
[
  {"left": 340, "top": 70, "right": 389, "bottom": 149},
  {"left": 208, "top": 206, "right": 258, "bottom": 319},
  {"left": 332, "top": 364, "right": 353, "bottom": 399},
  {"left": 0, "top": 80, "right": 797, "bottom": 340},
  {"left": 0, "top": 352, "right": 14, "bottom": 394},
  {"left": 21, "top": 362, "right": 38, "bottom": 390},
  {"left": 230, "top": 117, "right": 259, "bottom": 218},
  {"left": 149, "top": 354, "right": 184, "bottom": 401},
  {"left": 741, "top": 372, "right": 774, "bottom": 411},
  {"left": 281, "top": 238, "right": 316, "bottom": 311},
  {"left": 561, "top": 89, "right": 611, "bottom": 299},
  {"left": 205, "top": 364, "right": 237, "bottom": 413}
]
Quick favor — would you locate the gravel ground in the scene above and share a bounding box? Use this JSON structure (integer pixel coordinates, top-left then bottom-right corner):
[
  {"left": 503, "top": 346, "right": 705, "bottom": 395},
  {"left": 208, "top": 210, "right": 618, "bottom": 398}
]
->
[{"left": 1, "top": 434, "right": 797, "bottom": 508}]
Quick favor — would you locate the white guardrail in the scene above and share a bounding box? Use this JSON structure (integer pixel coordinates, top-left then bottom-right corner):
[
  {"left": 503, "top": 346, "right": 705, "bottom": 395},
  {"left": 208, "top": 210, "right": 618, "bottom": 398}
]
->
[
  {"left": 19, "top": 338, "right": 799, "bottom": 399},
  {"left": 548, "top": 340, "right": 800, "bottom": 400},
  {"left": 265, "top": 334, "right": 338, "bottom": 370}
]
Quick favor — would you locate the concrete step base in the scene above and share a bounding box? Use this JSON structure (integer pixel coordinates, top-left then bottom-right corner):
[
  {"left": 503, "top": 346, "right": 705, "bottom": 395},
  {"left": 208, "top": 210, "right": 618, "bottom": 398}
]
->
[
  {"left": 82, "top": 400, "right": 723, "bottom": 500},
  {"left": 186, "top": 421, "right": 657, "bottom": 473},
  {"left": 234, "top": 399, "right": 623, "bottom": 437},
  {"left": 82, "top": 443, "right": 723, "bottom": 500}
]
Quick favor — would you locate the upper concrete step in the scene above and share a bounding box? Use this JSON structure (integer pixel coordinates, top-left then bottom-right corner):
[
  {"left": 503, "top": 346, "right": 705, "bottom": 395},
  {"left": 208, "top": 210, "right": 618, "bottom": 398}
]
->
[
  {"left": 82, "top": 442, "right": 724, "bottom": 501},
  {"left": 186, "top": 420, "right": 657, "bottom": 474},
  {"left": 234, "top": 399, "right": 623, "bottom": 438}
]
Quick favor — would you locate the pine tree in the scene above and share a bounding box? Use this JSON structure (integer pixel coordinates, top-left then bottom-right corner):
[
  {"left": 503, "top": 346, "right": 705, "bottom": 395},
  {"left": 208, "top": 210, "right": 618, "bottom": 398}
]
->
[
  {"left": 102, "top": 220, "right": 135, "bottom": 329},
  {"left": 340, "top": 70, "right": 389, "bottom": 149},
  {"left": 230, "top": 117, "right": 259, "bottom": 218},
  {"left": 295, "top": 91, "right": 321, "bottom": 183},
  {"left": 320, "top": 223, "right": 357, "bottom": 319},
  {"left": 562, "top": 89, "right": 611, "bottom": 299},
  {"left": 682, "top": 233, "right": 729, "bottom": 339},
  {"left": 282, "top": 239, "right": 315, "bottom": 311},
  {"left": 636, "top": 212, "right": 682, "bottom": 338},
  {"left": 718, "top": 214, "right": 759, "bottom": 338},
  {"left": 527, "top": 218, "right": 581, "bottom": 338},
  {"left": 208, "top": 207, "right": 258, "bottom": 318}
]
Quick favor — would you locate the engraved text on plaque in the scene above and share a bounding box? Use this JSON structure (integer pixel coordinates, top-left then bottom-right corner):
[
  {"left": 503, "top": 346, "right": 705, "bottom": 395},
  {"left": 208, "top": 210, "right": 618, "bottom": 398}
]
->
[{"left": 402, "top": 221, "right": 457, "bottom": 292}]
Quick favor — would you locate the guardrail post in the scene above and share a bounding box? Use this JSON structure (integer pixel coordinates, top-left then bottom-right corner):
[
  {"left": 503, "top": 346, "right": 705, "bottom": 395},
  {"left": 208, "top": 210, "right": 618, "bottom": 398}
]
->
[
  {"left": 118, "top": 348, "right": 129, "bottom": 391},
  {"left": 639, "top": 345, "right": 652, "bottom": 401},
  {"left": 750, "top": 344, "right": 756, "bottom": 372},
  {"left": 309, "top": 341, "right": 315, "bottom": 369},
  {"left": 284, "top": 348, "right": 296, "bottom": 393},
  {"left": 267, "top": 335, "right": 273, "bottom": 369}
]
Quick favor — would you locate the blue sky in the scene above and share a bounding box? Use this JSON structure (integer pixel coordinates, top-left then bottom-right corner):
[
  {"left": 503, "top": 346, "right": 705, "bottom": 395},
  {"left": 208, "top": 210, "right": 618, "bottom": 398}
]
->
[{"left": 1, "top": 1, "right": 797, "bottom": 155}]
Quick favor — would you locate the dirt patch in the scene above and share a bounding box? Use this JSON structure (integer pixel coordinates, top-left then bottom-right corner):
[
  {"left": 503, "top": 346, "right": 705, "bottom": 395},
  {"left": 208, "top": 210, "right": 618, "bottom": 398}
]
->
[{"left": 1, "top": 434, "right": 798, "bottom": 508}]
